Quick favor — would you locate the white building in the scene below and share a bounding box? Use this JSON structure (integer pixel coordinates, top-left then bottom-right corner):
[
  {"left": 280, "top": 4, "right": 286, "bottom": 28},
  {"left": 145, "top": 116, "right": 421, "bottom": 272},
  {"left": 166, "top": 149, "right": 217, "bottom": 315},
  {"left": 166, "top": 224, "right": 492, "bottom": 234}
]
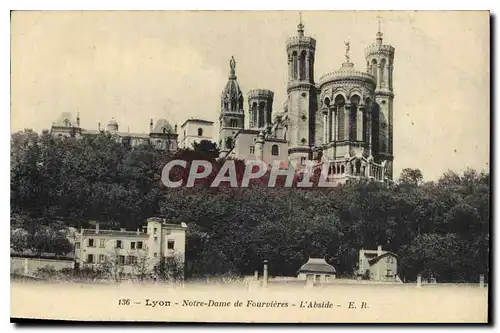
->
[
  {"left": 358, "top": 245, "right": 399, "bottom": 281},
  {"left": 179, "top": 118, "right": 215, "bottom": 149},
  {"left": 74, "top": 218, "right": 187, "bottom": 279}
]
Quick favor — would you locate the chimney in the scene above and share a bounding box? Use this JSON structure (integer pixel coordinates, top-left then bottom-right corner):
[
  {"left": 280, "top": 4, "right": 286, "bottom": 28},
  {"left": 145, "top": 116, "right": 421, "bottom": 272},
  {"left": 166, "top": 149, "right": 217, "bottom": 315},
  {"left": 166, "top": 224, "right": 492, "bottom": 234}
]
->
[
  {"left": 263, "top": 260, "right": 268, "bottom": 287},
  {"left": 95, "top": 222, "right": 100, "bottom": 234},
  {"left": 377, "top": 245, "right": 382, "bottom": 256}
]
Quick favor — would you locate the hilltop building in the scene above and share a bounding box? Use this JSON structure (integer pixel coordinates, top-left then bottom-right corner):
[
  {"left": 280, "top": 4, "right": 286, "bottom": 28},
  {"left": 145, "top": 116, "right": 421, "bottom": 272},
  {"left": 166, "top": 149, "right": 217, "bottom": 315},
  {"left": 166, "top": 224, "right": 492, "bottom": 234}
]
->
[
  {"left": 213, "top": 16, "right": 395, "bottom": 184},
  {"left": 179, "top": 118, "right": 215, "bottom": 149},
  {"left": 50, "top": 113, "right": 179, "bottom": 152}
]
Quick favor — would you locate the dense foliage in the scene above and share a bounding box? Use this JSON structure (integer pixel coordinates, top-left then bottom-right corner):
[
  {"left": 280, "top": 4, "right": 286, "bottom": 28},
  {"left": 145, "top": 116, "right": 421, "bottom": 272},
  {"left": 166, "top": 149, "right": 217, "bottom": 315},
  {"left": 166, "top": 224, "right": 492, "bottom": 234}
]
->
[{"left": 11, "top": 130, "right": 490, "bottom": 282}]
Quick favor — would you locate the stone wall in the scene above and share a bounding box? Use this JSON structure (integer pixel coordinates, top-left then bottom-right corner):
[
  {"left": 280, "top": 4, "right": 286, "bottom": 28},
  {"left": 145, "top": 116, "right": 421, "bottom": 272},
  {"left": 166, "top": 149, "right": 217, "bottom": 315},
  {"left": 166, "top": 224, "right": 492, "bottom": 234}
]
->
[{"left": 11, "top": 256, "right": 74, "bottom": 276}]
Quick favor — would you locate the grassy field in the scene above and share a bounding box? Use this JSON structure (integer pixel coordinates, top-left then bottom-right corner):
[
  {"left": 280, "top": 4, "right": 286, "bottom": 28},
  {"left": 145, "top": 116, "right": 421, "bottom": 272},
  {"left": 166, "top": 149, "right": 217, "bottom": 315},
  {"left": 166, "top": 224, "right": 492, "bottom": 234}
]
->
[{"left": 11, "top": 280, "right": 488, "bottom": 323}]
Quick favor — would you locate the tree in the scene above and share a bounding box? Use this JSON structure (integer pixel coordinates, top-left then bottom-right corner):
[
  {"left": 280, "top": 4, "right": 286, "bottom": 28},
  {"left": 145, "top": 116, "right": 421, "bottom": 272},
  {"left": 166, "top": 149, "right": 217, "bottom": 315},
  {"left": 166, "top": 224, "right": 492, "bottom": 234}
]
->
[
  {"left": 23, "top": 228, "right": 73, "bottom": 256},
  {"left": 154, "top": 254, "right": 185, "bottom": 282},
  {"left": 398, "top": 168, "right": 423, "bottom": 185},
  {"left": 100, "top": 249, "right": 125, "bottom": 282},
  {"left": 10, "top": 130, "right": 490, "bottom": 282},
  {"left": 132, "top": 248, "right": 152, "bottom": 282},
  {"left": 11, "top": 229, "right": 28, "bottom": 253}
]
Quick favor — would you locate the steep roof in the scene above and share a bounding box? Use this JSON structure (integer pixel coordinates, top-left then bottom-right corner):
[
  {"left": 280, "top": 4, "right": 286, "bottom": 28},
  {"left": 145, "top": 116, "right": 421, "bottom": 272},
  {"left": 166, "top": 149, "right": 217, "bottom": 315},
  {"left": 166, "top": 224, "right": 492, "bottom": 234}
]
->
[
  {"left": 152, "top": 119, "right": 175, "bottom": 134},
  {"left": 298, "top": 258, "right": 336, "bottom": 274},
  {"left": 367, "top": 252, "right": 398, "bottom": 266}
]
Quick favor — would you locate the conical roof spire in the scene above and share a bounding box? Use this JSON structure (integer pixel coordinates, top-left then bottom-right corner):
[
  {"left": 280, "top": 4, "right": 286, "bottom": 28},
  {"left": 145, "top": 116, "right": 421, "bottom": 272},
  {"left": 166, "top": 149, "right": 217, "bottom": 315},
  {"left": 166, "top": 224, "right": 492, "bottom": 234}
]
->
[
  {"left": 376, "top": 16, "right": 383, "bottom": 44},
  {"left": 297, "top": 12, "right": 305, "bottom": 37}
]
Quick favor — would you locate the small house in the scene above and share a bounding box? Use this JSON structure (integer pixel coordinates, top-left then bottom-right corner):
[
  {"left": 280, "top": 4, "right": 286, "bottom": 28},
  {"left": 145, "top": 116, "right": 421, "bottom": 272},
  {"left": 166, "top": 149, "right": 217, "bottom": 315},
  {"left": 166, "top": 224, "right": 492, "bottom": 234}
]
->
[
  {"left": 358, "top": 245, "right": 399, "bottom": 281},
  {"left": 297, "top": 257, "right": 336, "bottom": 283}
]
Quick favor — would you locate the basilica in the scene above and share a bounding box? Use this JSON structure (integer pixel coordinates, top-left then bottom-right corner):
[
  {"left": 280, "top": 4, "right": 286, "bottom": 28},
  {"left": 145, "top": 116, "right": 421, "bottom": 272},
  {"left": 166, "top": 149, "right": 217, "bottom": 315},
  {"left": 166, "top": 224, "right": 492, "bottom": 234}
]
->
[
  {"left": 217, "top": 18, "right": 395, "bottom": 184},
  {"left": 49, "top": 17, "right": 395, "bottom": 185}
]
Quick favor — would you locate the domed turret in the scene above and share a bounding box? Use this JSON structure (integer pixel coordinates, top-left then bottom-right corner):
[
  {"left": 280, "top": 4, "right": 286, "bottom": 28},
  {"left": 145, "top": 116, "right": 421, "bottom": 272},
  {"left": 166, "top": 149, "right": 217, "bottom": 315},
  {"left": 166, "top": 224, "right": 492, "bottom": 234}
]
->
[
  {"left": 319, "top": 59, "right": 376, "bottom": 88},
  {"left": 221, "top": 56, "right": 244, "bottom": 113},
  {"left": 107, "top": 118, "right": 119, "bottom": 132},
  {"left": 152, "top": 118, "right": 174, "bottom": 134},
  {"left": 218, "top": 56, "right": 245, "bottom": 158}
]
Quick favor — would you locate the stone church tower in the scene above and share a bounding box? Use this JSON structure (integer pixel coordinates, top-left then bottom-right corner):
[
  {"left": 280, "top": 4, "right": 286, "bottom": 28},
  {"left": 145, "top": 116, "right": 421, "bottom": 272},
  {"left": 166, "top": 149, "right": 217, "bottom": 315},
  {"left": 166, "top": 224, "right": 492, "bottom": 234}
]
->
[
  {"left": 218, "top": 56, "right": 245, "bottom": 157},
  {"left": 365, "top": 27, "right": 395, "bottom": 179},
  {"left": 285, "top": 15, "right": 317, "bottom": 166}
]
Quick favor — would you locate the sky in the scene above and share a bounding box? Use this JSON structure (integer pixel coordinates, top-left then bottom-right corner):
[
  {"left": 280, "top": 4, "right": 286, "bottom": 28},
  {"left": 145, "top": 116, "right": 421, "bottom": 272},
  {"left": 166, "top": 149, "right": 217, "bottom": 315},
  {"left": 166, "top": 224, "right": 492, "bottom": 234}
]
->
[{"left": 10, "top": 11, "right": 490, "bottom": 181}]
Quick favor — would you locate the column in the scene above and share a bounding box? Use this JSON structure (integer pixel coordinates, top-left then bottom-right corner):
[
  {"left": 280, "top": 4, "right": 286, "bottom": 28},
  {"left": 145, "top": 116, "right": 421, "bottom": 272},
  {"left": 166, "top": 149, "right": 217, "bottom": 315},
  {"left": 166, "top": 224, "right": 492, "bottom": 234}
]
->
[
  {"left": 305, "top": 54, "right": 310, "bottom": 81},
  {"left": 367, "top": 110, "right": 372, "bottom": 150},
  {"left": 335, "top": 110, "right": 339, "bottom": 141},
  {"left": 377, "top": 65, "right": 382, "bottom": 88},
  {"left": 263, "top": 260, "right": 268, "bottom": 288},
  {"left": 322, "top": 109, "right": 328, "bottom": 144},
  {"left": 344, "top": 104, "right": 351, "bottom": 141},
  {"left": 357, "top": 105, "right": 364, "bottom": 141},
  {"left": 388, "top": 65, "right": 393, "bottom": 90},
  {"left": 332, "top": 108, "right": 336, "bottom": 142},
  {"left": 328, "top": 109, "right": 332, "bottom": 142}
]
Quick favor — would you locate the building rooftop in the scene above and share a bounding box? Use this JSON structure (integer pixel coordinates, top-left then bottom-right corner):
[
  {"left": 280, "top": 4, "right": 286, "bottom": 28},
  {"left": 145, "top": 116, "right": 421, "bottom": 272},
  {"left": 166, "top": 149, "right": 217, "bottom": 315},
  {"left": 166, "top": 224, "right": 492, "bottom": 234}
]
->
[
  {"left": 298, "top": 258, "right": 336, "bottom": 274},
  {"left": 180, "top": 118, "right": 214, "bottom": 128},
  {"left": 367, "top": 252, "right": 397, "bottom": 266},
  {"left": 81, "top": 229, "right": 148, "bottom": 237}
]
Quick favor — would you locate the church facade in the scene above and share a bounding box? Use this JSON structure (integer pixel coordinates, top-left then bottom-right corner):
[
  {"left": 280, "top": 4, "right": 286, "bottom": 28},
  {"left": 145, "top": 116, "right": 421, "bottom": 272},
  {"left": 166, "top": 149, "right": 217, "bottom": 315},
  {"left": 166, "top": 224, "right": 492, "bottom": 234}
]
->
[{"left": 218, "top": 19, "right": 395, "bottom": 184}]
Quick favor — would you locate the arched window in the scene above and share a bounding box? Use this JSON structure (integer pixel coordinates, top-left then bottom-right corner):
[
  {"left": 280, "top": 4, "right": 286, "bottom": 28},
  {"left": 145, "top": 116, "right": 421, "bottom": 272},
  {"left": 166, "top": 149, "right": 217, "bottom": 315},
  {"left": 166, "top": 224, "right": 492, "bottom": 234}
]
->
[
  {"left": 323, "top": 97, "right": 330, "bottom": 108},
  {"left": 292, "top": 51, "right": 298, "bottom": 79},
  {"left": 271, "top": 144, "right": 279, "bottom": 156},
  {"left": 258, "top": 102, "right": 265, "bottom": 128},
  {"left": 251, "top": 102, "right": 257, "bottom": 127},
  {"left": 350, "top": 95, "right": 360, "bottom": 141},
  {"left": 380, "top": 58, "right": 386, "bottom": 86},
  {"left": 299, "top": 51, "right": 307, "bottom": 80},
  {"left": 371, "top": 59, "right": 378, "bottom": 80},
  {"left": 197, "top": 128, "right": 203, "bottom": 137},
  {"left": 162, "top": 127, "right": 167, "bottom": 134},
  {"left": 63, "top": 119, "right": 70, "bottom": 127},
  {"left": 335, "top": 95, "right": 346, "bottom": 140},
  {"left": 238, "top": 95, "right": 244, "bottom": 110},
  {"left": 225, "top": 137, "right": 233, "bottom": 149},
  {"left": 355, "top": 160, "right": 361, "bottom": 176}
]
